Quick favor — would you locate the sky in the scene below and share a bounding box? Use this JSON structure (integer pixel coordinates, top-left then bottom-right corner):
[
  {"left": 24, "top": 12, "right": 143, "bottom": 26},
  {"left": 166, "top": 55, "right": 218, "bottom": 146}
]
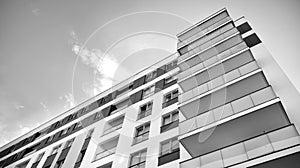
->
[{"left": 1, "top": 0, "right": 300, "bottom": 147}]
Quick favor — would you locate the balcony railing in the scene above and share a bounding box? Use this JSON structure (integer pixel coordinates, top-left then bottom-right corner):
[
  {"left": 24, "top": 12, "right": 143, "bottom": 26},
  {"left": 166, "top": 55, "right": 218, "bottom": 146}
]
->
[
  {"left": 180, "top": 23, "right": 236, "bottom": 56},
  {"left": 179, "top": 61, "right": 260, "bottom": 103},
  {"left": 178, "top": 10, "right": 229, "bottom": 42},
  {"left": 137, "top": 109, "right": 152, "bottom": 120},
  {"left": 179, "top": 86, "right": 277, "bottom": 136},
  {"left": 128, "top": 161, "right": 146, "bottom": 168},
  {"left": 178, "top": 28, "right": 239, "bottom": 65},
  {"left": 133, "top": 132, "right": 149, "bottom": 145},
  {"left": 161, "top": 120, "right": 179, "bottom": 133},
  {"left": 103, "top": 124, "right": 122, "bottom": 136},
  {"left": 162, "top": 97, "right": 179, "bottom": 108},
  {"left": 180, "top": 124, "right": 300, "bottom": 168},
  {"left": 158, "top": 148, "right": 180, "bottom": 166},
  {"left": 94, "top": 147, "right": 116, "bottom": 161},
  {"left": 177, "top": 42, "right": 248, "bottom": 81},
  {"left": 178, "top": 16, "right": 232, "bottom": 49}
]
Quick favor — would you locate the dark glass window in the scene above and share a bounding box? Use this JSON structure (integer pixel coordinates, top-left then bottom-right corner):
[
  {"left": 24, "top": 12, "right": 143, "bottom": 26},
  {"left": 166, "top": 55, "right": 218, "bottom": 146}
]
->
[
  {"left": 133, "top": 122, "right": 150, "bottom": 145},
  {"left": 162, "top": 110, "right": 179, "bottom": 126},
  {"left": 138, "top": 101, "right": 153, "bottom": 120},
  {"left": 129, "top": 149, "right": 147, "bottom": 168}
]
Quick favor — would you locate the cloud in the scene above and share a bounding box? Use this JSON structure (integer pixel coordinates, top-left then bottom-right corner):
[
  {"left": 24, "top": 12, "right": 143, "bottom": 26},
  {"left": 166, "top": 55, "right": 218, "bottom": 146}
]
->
[
  {"left": 15, "top": 104, "right": 25, "bottom": 110},
  {"left": 40, "top": 102, "right": 49, "bottom": 112},
  {"left": 70, "top": 30, "right": 121, "bottom": 96},
  {"left": 19, "top": 125, "right": 30, "bottom": 135},
  {"left": 59, "top": 93, "right": 75, "bottom": 109},
  {"left": 32, "top": 8, "right": 40, "bottom": 16}
]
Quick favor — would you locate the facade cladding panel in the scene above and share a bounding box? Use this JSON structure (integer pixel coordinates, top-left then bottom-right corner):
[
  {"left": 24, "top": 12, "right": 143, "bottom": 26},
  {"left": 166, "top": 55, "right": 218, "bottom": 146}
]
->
[{"left": 0, "top": 8, "right": 300, "bottom": 168}]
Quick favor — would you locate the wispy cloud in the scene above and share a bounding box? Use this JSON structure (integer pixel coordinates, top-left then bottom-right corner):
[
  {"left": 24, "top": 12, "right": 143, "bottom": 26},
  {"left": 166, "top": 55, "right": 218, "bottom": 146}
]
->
[
  {"left": 15, "top": 104, "right": 25, "bottom": 110},
  {"left": 31, "top": 8, "right": 40, "bottom": 16},
  {"left": 70, "top": 30, "right": 120, "bottom": 96},
  {"left": 40, "top": 102, "right": 49, "bottom": 112},
  {"left": 59, "top": 93, "right": 75, "bottom": 109}
]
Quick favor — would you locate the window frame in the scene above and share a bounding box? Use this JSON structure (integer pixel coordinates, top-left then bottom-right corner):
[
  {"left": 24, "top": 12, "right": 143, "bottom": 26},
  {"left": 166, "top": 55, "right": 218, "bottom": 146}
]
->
[
  {"left": 50, "top": 145, "right": 61, "bottom": 155},
  {"left": 138, "top": 101, "right": 153, "bottom": 120},
  {"left": 145, "top": 71, "right": 157, "bottom": 82},
  {"left": 54, "top": 160, "right": 64, "bottom": 168},
  {"left": 160, "top": 137, "right": 179, "bottom": 156},
  {"left": 165, "top": 60, "right": 177, "bottom": 72},
  {"left": 64, "top": 138, "right": 74, "bottom": 149},
  {"left": 142, "top": 85, "right": 155, "bottom": 99},
  {"left": 128, "top": 149, "right": 147, "bottom": 168},
  {"left": 94, "top": 136, "right": 119, "bottom": 161},
  {"left": 163, "top": 89, "right": 179, "bottom": 103},
  {"left": 103, "top": 115, "right": 125, "bottom": 135},
  {"left": 133, "top": 122, "right": 150, "bottom": 145},
  {"left": 36, "top": 152, "right": 44, "bottom": 162},
  {"left": 162, "top": 110, "right": 179, "bottom": 126}
]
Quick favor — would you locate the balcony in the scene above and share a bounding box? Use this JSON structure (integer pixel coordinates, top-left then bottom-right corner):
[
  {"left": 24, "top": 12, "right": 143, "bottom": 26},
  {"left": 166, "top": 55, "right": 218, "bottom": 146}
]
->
[
  {"left": 162, "top": 97, "right": 178, "bottom": 108},
  {"left": 158, "top": 148, "right": 180, "bottom": 166},
  {"left": 178, "top": 9, "right": 229, "bottom": 42},
  {"left": 179, "top": 71, "right": 268, "bottom": 119},
  {"left": 178, "top": 28, "right": 240, "bottom": 65},
  {"left": 94, "top": 147, "right": 116, "bottom": 161},
  {"left": 161, "top": 120, "right": 179, "bottom": 133},
  {"left": 178, "top": 34, "right": 243, "bottom": 72},
  {"left": 177, "top": 42, "right": 247, "bottom": 81},
  {"left": 181, "top": 23, "right": 237, "bottom": 54},
  {"left": 179, "top": 61, "right": 260, "bottom": 104},
  {"left": 177, "top": 16, "right": 232, "bottom": 49},
  {"left": 179, "top": 86, "right": 276, "bottom": 136},
  {"left": 137, "top": 109, "right": 152, "bottom": 120},
  {"left": 128, "top": 161, "right": 146, "bottom": 168},
  {"left": 180, "top": 125, "right": 300, "bottom": 168},
  {"left": 179, "top": 101, "right": 291, "bottom": 158},
  {"left": 133, "top": 132, "right": 149, "bottom": 145},
  {"left": 103, "top": 124, "right": 122, "bottom": 135}
]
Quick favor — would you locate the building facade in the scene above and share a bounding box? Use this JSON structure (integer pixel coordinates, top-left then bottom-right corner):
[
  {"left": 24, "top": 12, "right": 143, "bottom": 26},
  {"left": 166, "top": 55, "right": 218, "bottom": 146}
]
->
[{"left": 1, "top": 8, "right": 300, "bottom": 168}]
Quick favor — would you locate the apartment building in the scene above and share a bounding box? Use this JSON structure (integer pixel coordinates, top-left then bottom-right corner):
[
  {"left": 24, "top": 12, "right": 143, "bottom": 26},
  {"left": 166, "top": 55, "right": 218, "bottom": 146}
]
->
[{"left": 1, "top": 8, "right": 300, "bottom": 168}]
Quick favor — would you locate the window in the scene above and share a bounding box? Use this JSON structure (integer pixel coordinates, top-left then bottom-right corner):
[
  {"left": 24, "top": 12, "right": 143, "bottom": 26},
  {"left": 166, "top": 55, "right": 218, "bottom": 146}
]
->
[
  {"left": 116, "top": 84, "right": 133, "bottom": 98},
  {"left": 94, "top": 136, "right": 119, "bottom": 161},
  {"left": 162, "top": 110, "right": 179, "bottom": 126},
  {"left": 138, "top": 101, "right": 153, "bottom": 120},
  {"left": 94, "top": 112, "right": 102, "bottom": 120},
  {"left": 165, "top": 60, "right": 177, "bottom": 72},
  {"left": 51, "top": 145, "right": 61, "bottom": 155},
  {"left": 164, "top": 89, "right": 178, "bottom": 103},
  {"left": 67, "top": 113, "right": 77, "bottom": 121},
  {"left": 46, "top": 135, "right": 54, "bottom": 144},
  {"left": 54, "top": 121, "right": 61, "bottom": 128},
  {"left": 244, "top": 33, "right": 261, "bottom": 48},
  {"left": 112, "top": 98, "right": 129, "bottom": 114},
  {"left": 160, "top": 137, "right": 179, "bottom": 156},
  {"left": 163, "top": 89, "right": 179, "bottom": 108},
  {"left": 165, "top": 76, "right": 176, "bottom": 84},
  {"left": 158, "top": 137, "right": 180, "bottom": 166},
  {"left": 64, "top": 138, "right": 74, "bottom": 149},
  {"left": 36, "top": 152, "right": 44, "bottom": 162},
  {"left": 54, "top": 160, "right": 64, "bottom": 168},
  {"left": 133, "top": 122, "right": 150, "bottom": 145},
  {"left": 87, "top": 129, "right": 94, "bottom": 139},
  {"left": 76, "top": 150, "right": 86, "bottom": 163},
  {"left": 103, "top": 115, "right": 124, "bottom": 135},
  {"left": 145, "top": 71, "right": 157, "bottom": 82},
  {"left": 142, "top": 85, "right": 155, "bottom": 99},
  {"left": 129, "top": 149, "right": 147, "bottom": 168},
  {"left": 15, "top": 160, "right": 29, "bottom": 168},
  {"left": 59, "top": 129, "right": 68, "bottom": 137},
  {"left": 98, "top": 162, "right": 112, "bottom": 168},
  {"left": 74, "top": 122, "right": 82, "bottom": 130}
]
